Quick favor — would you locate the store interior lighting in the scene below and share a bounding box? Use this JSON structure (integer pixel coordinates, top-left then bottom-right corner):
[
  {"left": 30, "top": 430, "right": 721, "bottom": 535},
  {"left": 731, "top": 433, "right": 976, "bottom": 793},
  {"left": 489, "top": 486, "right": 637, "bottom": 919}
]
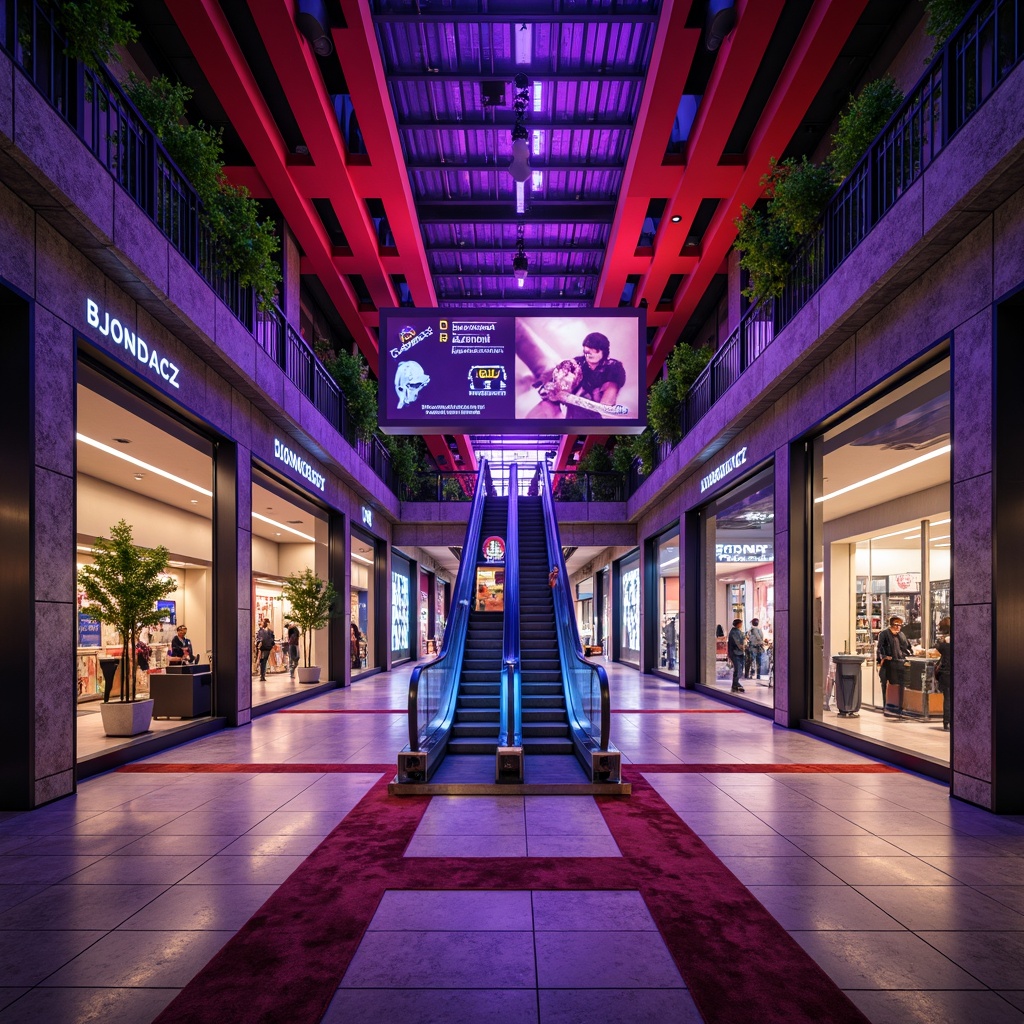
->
[
  {"left": 251, "top": 511, "right": 314, "bottom": 541},
  {"left": 76, "top": 433, "right": 212, "bottom": 496},
  {"left": 816, "top": 445, "right": 951, "bottom": 503}
]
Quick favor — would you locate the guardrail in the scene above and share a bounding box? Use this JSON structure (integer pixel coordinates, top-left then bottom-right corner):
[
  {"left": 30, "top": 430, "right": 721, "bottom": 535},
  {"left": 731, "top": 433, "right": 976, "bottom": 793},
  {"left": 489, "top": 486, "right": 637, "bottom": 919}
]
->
[
  {"left": 1, "top": 0, "right": 395, "bottom": 492},
  {"left": 634, "top": 0, "right": 1021, "bottom": 493}
]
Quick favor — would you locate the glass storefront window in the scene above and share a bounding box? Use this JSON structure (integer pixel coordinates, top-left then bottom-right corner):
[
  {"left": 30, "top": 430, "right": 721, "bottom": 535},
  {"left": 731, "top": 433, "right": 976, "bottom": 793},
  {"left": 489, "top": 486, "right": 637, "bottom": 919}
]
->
[
  {"left": 251, "top": 473, "right": 329, "bottom": 704},
  {"left": 392, "top": 552, "right": 412, "bottom": 662},
  {"left": 813, "top": 357, "right": 951, "bottom": 764},
  {"left": 619, "top": 551, "right": 640, "bottom": 665},
  {"left": 656, "top": 528, "right": 680, "bottom": 678},
  {"left": 577, "top": 576, "right": 594, "bottom": 647},
  {"left": 76, "top": 371, "right": 215, "bottom": 758},
  {"left": 700, "top": 469, "right": 774, "bottom": 706},
  {"left": 351, "top": 529, "right": 376, "bottom": 671}
]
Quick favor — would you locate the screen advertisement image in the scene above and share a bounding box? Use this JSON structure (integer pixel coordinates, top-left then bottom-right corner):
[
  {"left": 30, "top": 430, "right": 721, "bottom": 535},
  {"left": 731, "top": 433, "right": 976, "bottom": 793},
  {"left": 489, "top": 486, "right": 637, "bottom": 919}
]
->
[{"left": 379, "top": 308, "right": 645, "bottom": 435}]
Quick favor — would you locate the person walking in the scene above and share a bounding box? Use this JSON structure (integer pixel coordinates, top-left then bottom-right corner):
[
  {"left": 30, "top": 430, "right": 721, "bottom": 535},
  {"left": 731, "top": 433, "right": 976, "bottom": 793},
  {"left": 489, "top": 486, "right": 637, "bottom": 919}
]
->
[
  {"left": 286, "top": 622, "right": 300, "bottom": 680},
  {"left": 727, "top": 618, "right": 746, "bottom": 693},
  {"left": 934, "top": 616, "right": 952, "bottom": 731},
  {"left": 746, "top": 618, "right": 765, "bottom": 681},
  {"left": 256, "top": 618, "right": 275, "bottom": 682}
]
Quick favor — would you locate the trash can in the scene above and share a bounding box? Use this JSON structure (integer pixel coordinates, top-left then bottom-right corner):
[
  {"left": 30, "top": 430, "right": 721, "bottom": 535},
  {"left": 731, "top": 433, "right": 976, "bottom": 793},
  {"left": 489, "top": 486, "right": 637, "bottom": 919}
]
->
[{"left": 831, "top": 654, "right": 865, "bottom": 718}]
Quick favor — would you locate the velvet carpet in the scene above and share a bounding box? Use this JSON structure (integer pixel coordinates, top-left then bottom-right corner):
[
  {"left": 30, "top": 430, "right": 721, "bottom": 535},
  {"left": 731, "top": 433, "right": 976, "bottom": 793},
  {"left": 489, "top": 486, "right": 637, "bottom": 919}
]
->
[{"left": 150, "top": 764, "right": 874, "bottom": 1024}]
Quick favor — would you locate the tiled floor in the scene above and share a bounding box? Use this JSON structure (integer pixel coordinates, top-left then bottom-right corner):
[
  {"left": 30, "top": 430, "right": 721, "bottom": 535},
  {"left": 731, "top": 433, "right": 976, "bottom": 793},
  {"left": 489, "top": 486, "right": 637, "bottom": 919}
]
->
[{"left": 2, "top": 662, "right": 1023, "bottom": 1023}]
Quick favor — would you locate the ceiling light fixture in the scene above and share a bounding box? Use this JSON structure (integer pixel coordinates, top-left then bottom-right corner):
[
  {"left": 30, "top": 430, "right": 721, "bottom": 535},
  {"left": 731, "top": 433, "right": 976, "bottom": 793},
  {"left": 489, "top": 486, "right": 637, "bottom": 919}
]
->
[
  {"left": 815, "top": 445, "right": 950, "bottom": 504},
  {"left": 513, "top": 222, "right": 529, "bottom": 287},
  {"left": 251, "top": 512, "right": 315, "bottom": 542},
  {"left": 76, "top": 434, "right": 212, "bottom": 497},
  {"left": 508, "top": 72, "right": 531, "bottom": 183}
]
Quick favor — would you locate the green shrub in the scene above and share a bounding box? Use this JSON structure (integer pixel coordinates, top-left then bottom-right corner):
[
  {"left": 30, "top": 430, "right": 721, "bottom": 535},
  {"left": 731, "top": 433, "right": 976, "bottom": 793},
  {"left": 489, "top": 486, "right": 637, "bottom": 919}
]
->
[
  {"left": 647, "top": 342, "right": 713, "bottom": 444},
  {"left": 126, "top": 75, "right": 281, "bottom": 309},
  {"left": 829, "top": 77, "right": 904, "bottom": 181},
  {"left": 325, "top": 349, "right": 379, "bottom": 441},
  {"left": 924, "top": 0, "right": 973, "bottom": 55},
  {"left": 56, "top": 0, "right": 138, "bottom": 72}
]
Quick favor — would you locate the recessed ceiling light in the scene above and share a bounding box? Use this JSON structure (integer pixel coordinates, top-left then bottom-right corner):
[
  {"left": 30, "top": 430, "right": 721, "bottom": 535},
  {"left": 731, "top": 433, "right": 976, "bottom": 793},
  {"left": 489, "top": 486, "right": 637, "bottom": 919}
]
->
[
  {"left": 275, "top": 532, "right": 282, "bottom": 536},
  {"left": 190, "top": 499, "right": 199, "bottom": 505},
  {"left": 134, "top": 473, "right": 144, "bottom": 481},
  {"left": 670, "top": 214, "right": 682, "bottom": 223}
]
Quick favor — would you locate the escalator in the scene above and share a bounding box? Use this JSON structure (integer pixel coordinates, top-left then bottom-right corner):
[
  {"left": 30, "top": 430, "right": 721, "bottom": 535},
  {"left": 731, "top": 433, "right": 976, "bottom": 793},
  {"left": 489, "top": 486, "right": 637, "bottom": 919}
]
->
[
  {"left": 518, "top": 498, "right": 572, "bottom": 754},
  {"left": 447, "top": 498, "right": 507, "bottom": 755}
]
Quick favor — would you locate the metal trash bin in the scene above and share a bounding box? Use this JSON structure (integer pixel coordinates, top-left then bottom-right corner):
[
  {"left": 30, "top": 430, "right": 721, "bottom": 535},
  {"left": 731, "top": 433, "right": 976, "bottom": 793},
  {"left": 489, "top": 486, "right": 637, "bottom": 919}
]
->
[{"left": 831, "top": 654, "right": 865, "bottom": 718}]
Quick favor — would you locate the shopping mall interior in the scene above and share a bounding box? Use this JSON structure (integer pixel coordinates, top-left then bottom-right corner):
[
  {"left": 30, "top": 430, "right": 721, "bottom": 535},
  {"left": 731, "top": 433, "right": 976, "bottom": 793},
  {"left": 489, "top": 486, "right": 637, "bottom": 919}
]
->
[{"left": 2, "top": 1, "right": 1024, "bottom": 1022}]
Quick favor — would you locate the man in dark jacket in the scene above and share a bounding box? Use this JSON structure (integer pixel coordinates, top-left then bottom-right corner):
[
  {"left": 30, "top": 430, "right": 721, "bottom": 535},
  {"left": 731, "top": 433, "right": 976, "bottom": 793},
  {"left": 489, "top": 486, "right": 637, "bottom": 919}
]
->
[
  {"left": 727, "top": 618, "right": 746, "bottom": 693},
  {"left": 877, "top": 615, "right": 912, "bottom": 718}
]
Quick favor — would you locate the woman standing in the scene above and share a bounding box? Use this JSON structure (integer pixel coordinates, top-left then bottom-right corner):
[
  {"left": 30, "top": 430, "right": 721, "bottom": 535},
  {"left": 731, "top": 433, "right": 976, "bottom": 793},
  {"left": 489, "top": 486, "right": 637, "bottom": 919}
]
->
[{"left": 256, "top": 618, "right": 275, "bottom": 682}]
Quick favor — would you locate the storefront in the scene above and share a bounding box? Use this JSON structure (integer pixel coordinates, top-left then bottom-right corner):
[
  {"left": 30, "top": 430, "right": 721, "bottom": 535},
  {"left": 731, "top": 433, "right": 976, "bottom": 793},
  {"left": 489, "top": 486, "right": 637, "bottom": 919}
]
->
[
  {"left": 810, "top": 356, "right": 951, "bottom": 768},
  {"left": 350, "top": 525, "right": 378, "bottom": 673},
  {"left": 617, "top": 549, "right": 641, "bottom": 666},
  {"left": 75, "top": 355, "right": 219, "bottom": 760},
  {"left": 697, "top": 463, "right": 775, "bottom": 709},
  {"left": 250, "top": 467, "right": 330, "bottom": 707},
  {"left": 391, "top": 550, "right": 414, "bottom": 664},
  {"left": 652, "top": 525, "right": 680, "bottom": 678}
]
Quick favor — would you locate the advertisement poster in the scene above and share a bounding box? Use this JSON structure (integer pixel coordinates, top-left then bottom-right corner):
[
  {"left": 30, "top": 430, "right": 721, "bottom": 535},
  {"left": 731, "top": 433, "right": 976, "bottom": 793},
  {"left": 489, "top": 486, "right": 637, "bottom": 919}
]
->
[{"left": 379, "top": 308, "right": 645, "bottom": 435}]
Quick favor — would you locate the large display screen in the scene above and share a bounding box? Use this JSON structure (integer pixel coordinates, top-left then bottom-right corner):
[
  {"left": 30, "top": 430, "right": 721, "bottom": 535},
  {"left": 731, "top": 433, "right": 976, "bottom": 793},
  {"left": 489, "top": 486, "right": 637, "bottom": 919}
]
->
[{"left": 379, "top": 308, "right": 645, "bottom": 435}]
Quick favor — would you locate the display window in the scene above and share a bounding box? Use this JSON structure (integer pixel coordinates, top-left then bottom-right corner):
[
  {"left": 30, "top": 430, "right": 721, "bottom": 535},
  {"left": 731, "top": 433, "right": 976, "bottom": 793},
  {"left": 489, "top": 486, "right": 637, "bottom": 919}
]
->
[
  {"left": 350, "top": 529, "right": 377, "bottom": 672},
  {"left": 576, "top": 576, "right": 594, "bottom": 649},
  {"left": 655, "top": 527, "right": 680, "bottom": 678},
  {"left": 251, "top": 471, "right": 329, "bottom": 705},
  {"left": 618, "top": 550, "right": 641, "bottom": 666},
  {"left": 699, "top": 468, "right": 774, "bottom": 707},
  {"left": 76, "top": 365, "right": 215, "bottom": 759},
  {"left": 812, "top": 358, "right": 951, "bottom": 764},
  {"left": 391, "top": 552, "right": 413, "bottom": 662}
]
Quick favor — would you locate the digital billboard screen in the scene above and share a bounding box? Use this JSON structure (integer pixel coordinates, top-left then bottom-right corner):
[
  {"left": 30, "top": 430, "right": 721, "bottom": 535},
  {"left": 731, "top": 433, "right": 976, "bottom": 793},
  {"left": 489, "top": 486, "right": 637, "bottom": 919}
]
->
[{"left": 378, "top": 308, "right": 645, "bottom": 435}]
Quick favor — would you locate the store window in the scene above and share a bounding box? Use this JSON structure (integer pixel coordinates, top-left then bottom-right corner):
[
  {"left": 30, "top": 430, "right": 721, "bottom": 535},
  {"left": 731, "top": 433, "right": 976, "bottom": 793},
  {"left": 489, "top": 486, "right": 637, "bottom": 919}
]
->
[
  {"left": 391, "top": 551, "right": 413, "bottom": 663},
  {"left": 655, "top": 527, "right": 680, "bottom": 678},
  {"left": 700, "top": 468, "right": 774, "bottom": 706},
  {"left": 251, "top": 471, "right": 329, "bottom": 705},
  {"left": 576, "top": 576, "right": 594, "bottom": 648},
  {"left": 350, "top": 529, "right": 376, "bottom": 671},
  {"left": 619, "top": 550, "right": 641, "bottom": 666},
  {"left": 813, "top": 358, "right": 950, "bottom": 763},
  {"left": 76, "top": 367, "right": 214, "bottom": 759}
]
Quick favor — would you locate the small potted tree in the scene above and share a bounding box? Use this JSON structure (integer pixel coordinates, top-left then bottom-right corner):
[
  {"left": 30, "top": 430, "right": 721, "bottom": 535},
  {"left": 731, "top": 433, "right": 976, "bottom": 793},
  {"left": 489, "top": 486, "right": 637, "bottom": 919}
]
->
[
  {"left": 282, "top": 567, "right": 339, "bottom": 683},
  {"left": 77, "top": 520, "right": 177, "bottom": 736}
]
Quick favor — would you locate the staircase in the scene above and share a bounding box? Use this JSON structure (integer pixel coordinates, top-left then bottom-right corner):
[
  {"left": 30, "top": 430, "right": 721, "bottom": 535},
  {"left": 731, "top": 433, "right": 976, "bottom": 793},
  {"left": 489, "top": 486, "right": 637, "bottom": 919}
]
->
[
  {"left": 447, "top": 498, "right": 507, "bottom": 755},
  {"left": 517, "top": 497, "right": 572, "bottom": 754}
]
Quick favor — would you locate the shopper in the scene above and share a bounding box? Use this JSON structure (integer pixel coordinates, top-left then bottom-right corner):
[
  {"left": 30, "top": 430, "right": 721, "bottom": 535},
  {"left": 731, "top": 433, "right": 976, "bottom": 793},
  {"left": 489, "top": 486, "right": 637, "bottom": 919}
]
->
[
  {"left": 286, "top": 621, "right": 300, "bottom": 680},
  {"left": 877, "top": 615, "right": 912, "bottom": 718},
  {"left": 934, "top": 616, "right": 952, "bottom": 731},
  {"left": 727, "top": 618, "right": 746, "bottom": 693},
  {"left": 746, "top": 618, "right": 765, "bottom": 680},
  {"left": 169, "top": 624, "right": 196, "bottom": 665},
  {"left": 351, "top": 622, "right": 364, "bottom": 670},
  {"left": 256, "top": 618, "right": 275, "bottom": 681}
]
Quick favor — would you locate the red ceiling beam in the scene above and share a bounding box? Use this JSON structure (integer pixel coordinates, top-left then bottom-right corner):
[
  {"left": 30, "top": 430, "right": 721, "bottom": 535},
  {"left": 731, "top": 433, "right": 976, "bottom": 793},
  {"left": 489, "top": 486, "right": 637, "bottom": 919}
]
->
[{"left": 644, "top": 0, "right": 871, "bottom": 383}]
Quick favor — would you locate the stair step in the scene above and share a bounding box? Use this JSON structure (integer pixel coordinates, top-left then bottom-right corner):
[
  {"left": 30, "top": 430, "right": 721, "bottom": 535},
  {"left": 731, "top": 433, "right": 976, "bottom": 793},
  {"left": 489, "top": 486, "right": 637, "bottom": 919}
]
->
[
  {"left": 459, "top": 696, "right": 500, "bottom": 709},
  {"left": 523, "top": 737, "right": 574, "bottom": 755},
  {"left": 456, "top": 710, "right": 500, "bottom": 723},
  {"left": 522, "top": 696, "right": 566, "bottom": 709},
  {"left": 447, "top": 738, "right": 499, "bottom": 755},
  {"left": 452, "top": 723, "right": 501, "bottom": 738},
  {"left": 523, "top": 723, "right": 570, "bottom": 737},
  {"left": 523, "top": 710, "right": 567, "bottom": 724}
]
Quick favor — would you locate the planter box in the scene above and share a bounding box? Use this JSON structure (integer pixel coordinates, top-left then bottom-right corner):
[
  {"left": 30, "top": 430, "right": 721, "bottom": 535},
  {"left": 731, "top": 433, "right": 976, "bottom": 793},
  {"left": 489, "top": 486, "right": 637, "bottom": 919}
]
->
[
  {"left": 151, "top": 670, "right": 212, "bottom": 719},
  {"left": 297, "top": 666, "right": 321, "bottom": 684},
  {"left": 100, "top": 698, "right": 154, "bottom": 737}
]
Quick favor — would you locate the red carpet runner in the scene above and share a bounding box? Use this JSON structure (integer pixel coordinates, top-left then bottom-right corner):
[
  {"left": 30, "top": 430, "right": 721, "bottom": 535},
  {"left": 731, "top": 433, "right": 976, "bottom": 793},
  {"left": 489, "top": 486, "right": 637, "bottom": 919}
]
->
[{"left": 147, "top": 765, "right": 876, "bottom": 1024}]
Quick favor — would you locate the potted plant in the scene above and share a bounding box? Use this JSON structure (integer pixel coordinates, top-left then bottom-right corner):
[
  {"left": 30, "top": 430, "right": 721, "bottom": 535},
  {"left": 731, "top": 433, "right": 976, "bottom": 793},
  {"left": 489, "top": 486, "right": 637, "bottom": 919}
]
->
[
  {"left": 281, "top": 567, "right": 339, "bottom": 683},
  {"left": 77, "top": 520, "right": 177, "bottom": 736}
]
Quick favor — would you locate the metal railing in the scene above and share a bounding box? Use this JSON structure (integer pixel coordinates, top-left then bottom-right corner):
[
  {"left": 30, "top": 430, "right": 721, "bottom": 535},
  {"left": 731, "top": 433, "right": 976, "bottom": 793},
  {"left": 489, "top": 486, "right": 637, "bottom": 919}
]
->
[
  {"left": 539, "top": 463, "right": 619, "bottom": 782},
  {"left": 633, "top": 0, "right": 1022, "bottom": 493},
  {"left": 399, "top": 460, "right": 492, "bottom": 782},
  {"left": 1, "top": 0, "right": 396, "bottom": 492},
  {"left": 402, "top": 470, "right": 486, "bottom": 502},
  {"left": 547, "top": 470, "right": 626, "bottom": 502}
]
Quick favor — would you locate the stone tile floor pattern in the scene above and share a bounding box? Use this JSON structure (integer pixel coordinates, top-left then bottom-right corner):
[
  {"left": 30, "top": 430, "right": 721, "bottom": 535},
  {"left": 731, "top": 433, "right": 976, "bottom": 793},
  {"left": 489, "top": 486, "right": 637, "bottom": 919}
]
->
[{"left": 0, "top": 661, "right": 1021, "bottom": 1023}]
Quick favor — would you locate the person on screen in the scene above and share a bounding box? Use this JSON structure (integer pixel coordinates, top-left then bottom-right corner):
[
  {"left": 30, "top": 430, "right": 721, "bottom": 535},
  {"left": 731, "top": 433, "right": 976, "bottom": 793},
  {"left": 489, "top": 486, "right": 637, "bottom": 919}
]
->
[{"left": 527, "top": 331, "right": 627, "bottom": 419}]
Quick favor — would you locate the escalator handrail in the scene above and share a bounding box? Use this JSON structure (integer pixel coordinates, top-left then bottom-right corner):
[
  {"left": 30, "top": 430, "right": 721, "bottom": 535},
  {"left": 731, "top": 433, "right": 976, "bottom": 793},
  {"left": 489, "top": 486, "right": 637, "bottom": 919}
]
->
[
  {"left": 407, "top": 459, "right": 491, "bottom": 751},
  {"left": 498, "top": 463, "right": 522, "bottom": 749},
  {"left": 538, "top": 462, "right": 612, "bottom": 750}
]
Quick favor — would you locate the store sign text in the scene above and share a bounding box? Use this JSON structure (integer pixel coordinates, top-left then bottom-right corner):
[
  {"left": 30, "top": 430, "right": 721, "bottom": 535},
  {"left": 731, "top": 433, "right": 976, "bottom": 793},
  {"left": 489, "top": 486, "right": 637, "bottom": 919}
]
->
[
  {"left": 86, "top": 298, "right": 180, "bottom": 389},
  {"left": 716, "top": 543, "right": 773, "bottom": 564},
  {"left": 361, "top": 505, "right": 373, "bottom": 528},
  {"left": 273, "top": 438, "right": 325, "bottom": 492},
  {"left": 700, "top": 446, "right": 748, "bottom": 493}
]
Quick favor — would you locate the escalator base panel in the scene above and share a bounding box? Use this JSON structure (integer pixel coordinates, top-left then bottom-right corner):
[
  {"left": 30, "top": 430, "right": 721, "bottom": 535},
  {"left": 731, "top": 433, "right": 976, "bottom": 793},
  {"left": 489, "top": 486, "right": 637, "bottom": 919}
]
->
[{"left": 388, "top": 779, "right": 631, "bottom": 796}]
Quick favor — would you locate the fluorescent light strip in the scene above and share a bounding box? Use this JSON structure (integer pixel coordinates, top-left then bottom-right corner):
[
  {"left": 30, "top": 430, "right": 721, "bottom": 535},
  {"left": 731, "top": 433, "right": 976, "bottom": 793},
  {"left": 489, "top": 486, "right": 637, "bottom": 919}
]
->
[
  {"left": 516, "top": 181, "right": 526, "bottom": 214},
  {"left": 77, "top": 433, "right": 213, "bottom": 496},
  {"left": 251, "top": 512, "right": 314, "bottom": 542},
  {"left": 351, "top": 553, "right": 373, "bottom": 565},
  {"left": 815, "top": 446, "right": 951, "bottom": 503}
]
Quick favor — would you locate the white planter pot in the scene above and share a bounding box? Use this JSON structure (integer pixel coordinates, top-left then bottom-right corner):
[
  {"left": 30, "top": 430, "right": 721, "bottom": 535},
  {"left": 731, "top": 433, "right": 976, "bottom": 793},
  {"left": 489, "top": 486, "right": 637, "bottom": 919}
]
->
[
  {"left": 100, "top": 698, "right": 154, "bottom": 737},
  {"left": 297, "top": 666, "right": 321, "bottom": 684}
]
